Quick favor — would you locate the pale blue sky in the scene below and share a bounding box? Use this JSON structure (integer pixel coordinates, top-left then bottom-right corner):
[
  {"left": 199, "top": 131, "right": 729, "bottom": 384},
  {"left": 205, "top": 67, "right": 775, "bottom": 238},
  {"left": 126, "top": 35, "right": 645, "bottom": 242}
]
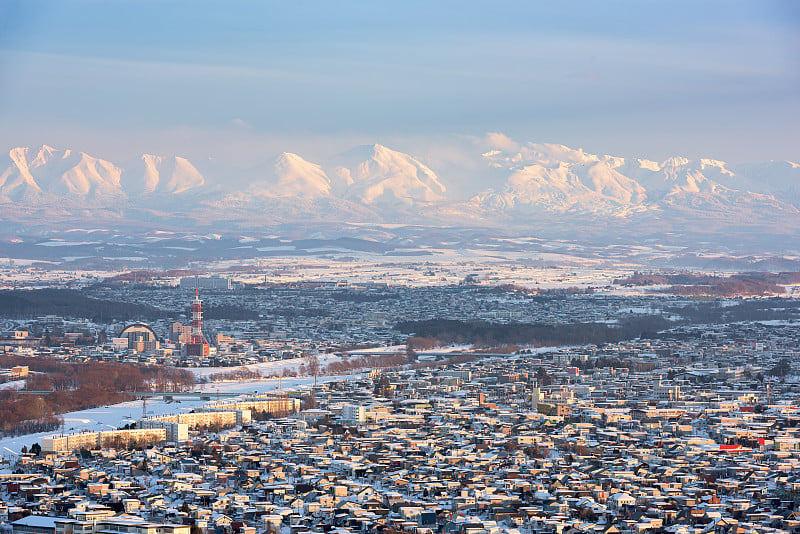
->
[{"left": 0, "top": 0, "right": 797, "bottom": 164}]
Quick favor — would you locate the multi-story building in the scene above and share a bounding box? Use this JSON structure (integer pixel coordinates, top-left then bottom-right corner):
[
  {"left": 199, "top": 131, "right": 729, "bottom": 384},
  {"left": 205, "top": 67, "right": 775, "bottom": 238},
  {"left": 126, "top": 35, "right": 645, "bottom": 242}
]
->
[
  {"left": 341, "top": 404, "right": 366, "bottom": 423},
  {"left": 141, "top": 410, "right": 250, "bottom": 432},
  {"left": 42, "top": 428, "right": 167, "bottom": 453},
  {"left": 179, "top": 275, "right": 231, "bottom": 290},
  {"left": 208, "top": 397, "right": 301, "bottom": 418}
]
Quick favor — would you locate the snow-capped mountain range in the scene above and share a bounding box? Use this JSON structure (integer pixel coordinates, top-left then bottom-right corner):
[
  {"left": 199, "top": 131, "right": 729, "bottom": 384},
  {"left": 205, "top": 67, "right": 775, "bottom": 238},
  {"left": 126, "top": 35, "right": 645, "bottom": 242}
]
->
[{"left": 1, "top": 141, "right": 799, "bottom": 240}]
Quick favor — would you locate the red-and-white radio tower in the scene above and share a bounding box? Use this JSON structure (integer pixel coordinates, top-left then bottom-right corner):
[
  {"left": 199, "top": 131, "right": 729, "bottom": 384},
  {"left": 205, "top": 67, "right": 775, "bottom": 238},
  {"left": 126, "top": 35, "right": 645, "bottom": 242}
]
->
[
  {"left": 185, "top": 286, "right": 210, "bottom": 357},
  {"left": 191, "top": 288, "right": 205, "bottom": 344}
]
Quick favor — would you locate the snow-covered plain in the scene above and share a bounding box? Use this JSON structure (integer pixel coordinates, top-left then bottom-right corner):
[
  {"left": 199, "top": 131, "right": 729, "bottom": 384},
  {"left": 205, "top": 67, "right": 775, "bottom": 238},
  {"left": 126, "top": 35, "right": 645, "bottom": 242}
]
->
[
  {"left": 0, "top": 374, "right": 349, "bottom": 458},
  {"left": 188, "top": 353, "right": 340, "bottom": 379},
  {"left": 0, "top": 379, "right": 26, "bottom": 390}
]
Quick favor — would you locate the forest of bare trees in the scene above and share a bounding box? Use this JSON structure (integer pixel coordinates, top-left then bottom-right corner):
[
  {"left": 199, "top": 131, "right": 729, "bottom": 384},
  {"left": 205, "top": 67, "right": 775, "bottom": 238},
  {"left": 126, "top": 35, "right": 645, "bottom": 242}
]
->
[{"left": 0, "top": 355, "right": 195, "bottom": 436}]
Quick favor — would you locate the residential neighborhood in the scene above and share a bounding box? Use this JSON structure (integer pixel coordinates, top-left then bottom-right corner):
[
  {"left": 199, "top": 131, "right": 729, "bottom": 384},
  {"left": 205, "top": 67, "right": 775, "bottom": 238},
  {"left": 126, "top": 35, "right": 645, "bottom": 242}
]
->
[{"left": 3, "top": 320, "right": 800, "bottom": 534}]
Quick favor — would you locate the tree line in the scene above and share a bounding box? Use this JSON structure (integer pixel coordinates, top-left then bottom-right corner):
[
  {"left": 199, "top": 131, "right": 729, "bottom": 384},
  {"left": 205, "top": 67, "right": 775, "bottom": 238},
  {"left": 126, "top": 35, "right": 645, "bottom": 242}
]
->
[
  {"left": 0, "top": 393, "right": 62, "bottom": 435},
  {"left": 0, "top": 354, "right": 195, "bottom": 392},
  {"left": 613, "top": 272, "right": 788, "bottom": 297},
  {"left": 395, "top": 316, "right": 672, "bottom": 348},
  {"left": 0, "top": 355, "right": 195, "bottom": 436},
  {"left": 0, "top": 289, "right": 167, "bottom": 321},
  {"left": 666, "top": 298, "right": 800, "bottom": 324},
  {"left": 202, "top": 304, "right": 260, "bottom": 320}
]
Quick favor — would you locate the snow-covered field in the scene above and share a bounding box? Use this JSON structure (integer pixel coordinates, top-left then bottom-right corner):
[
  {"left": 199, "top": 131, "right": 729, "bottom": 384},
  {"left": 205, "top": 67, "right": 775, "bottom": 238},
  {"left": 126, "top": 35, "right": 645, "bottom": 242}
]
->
[
  {"left": 0, "top": 374, "right": 352, "bottom": 458},
  {"left": 0, "top": 342, "right": 575, "bottom": 459},
  {"left": 0, "top": 350, "right": 408, "bottom": 458},
  {"left": 196, "top": 374, "right": 345, "bottom": 394},
  {"left": 0, "top": 397, "right": 204, "bottom": 461},
  {"left": 0, "top": 379, "right": 26, "bottom": 390},
  {"left": 188, "top": 353, "right": 340, "bottom": 379}
]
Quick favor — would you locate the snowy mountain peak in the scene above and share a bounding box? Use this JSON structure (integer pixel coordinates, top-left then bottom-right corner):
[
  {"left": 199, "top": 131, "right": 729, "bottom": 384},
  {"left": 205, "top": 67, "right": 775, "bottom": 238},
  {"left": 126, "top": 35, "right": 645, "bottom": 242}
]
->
[
  {"left": 333, "top": 144, "right": 446, "bottom": 206},
  {"left": 120, "top": 154, "right": 204, "bottom": 195},
  {"left": 521, "top": 143, "right": 600, "bottom": 166},
  {"left": 700, "top": 158, "right": 734, "bottom": 176},
  {"left": 277, "top": 151, "right": 305, "bottom": 163},
  {"left": 637, "top": 159, "right": 661, "bottom": 172},
  {"left": 663, "top": 156, "right": 691, "bottom": 168},
  {"left": 0, "top": 145, "right": 124, "bottom": 199},
  {"left": 30, "top": 144, "right": 62, "bottom": 168},
  {"left": 2, "top": 139, "right": 799, "bottom": 237},
  {"left": 0, "top": 145, "right": 210, "bottom": 202},
  {"left": 7, "top": 147, "right": 32, "bottom": 171},
  {"left": 269, "top": 152, "right": 330, "bottom": 198},
  {"left": 482, "top": 141, "right": 601, "bottom": 169}
]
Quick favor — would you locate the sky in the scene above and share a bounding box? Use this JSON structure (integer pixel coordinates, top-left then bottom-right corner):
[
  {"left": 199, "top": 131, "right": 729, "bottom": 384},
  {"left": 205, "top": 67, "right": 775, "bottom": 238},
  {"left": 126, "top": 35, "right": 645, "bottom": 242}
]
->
[{"left": 0, "top": 0, "right": 798, "bottom": 166}]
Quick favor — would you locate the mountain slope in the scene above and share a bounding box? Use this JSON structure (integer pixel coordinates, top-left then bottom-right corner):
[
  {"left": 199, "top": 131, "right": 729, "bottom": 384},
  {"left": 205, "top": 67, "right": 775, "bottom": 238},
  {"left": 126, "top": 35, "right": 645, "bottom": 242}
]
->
[
  {"left": 243, "top": 152, "right": 331, "bottom": 199},
  {"left": 1, "top": 145, "right": 124, "bottom": 202},
  {"left": 728, "top": 160, "right": 800, "bottom": 207},
  {"left": 332, "top": 144, "right": 447, "bottom": 206},
  {"left": 1, "top": 140, "right": 798, "bottom": 246},
  {"left": 120, "top": 154, "right": 205, "bottom": 195},
  {"left": 468, "top": 142, "right": 798, "bottom": 225}
]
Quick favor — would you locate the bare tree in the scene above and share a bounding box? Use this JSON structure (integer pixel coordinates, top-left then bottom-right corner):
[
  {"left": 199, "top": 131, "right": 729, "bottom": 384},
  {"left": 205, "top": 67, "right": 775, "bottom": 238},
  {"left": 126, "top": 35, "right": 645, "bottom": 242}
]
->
[{"left": 307, "top": 354, "right": 320, "bottom": 387}]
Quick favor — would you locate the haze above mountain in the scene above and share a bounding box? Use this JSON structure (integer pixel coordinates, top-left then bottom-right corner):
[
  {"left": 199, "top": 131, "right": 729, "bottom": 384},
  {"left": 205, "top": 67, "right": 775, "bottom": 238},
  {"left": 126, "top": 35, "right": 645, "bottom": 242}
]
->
[{"left": 1, "top": 139, "right": 798, "bottom": 250}]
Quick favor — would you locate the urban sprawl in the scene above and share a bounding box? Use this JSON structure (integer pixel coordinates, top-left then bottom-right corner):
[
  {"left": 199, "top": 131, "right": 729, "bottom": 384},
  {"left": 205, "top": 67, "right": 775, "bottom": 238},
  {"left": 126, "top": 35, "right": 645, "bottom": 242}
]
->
[{"left": 1, "top": 267, "right": 800, "bottom": 534}]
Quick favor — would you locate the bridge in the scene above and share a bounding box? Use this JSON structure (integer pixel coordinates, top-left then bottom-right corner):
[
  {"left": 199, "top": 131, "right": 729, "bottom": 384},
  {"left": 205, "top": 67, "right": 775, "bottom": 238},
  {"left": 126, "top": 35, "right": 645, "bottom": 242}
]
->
[
  {"left": 129, "top": 391, "right": 253, "bottom": 400},
  {"left": 346, "top": 350, "right": 521, "bottom": 358}
]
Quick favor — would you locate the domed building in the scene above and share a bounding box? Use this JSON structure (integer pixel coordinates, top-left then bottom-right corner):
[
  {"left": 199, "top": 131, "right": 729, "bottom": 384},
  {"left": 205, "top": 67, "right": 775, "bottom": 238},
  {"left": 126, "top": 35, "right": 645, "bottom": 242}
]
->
[{"left": 119, "top": 323, "right": 160, "bottom": 353}]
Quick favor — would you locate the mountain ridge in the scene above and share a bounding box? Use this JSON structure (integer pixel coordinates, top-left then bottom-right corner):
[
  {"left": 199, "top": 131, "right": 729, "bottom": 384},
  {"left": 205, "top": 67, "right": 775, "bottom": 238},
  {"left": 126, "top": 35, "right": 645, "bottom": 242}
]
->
[{"left": 1, "top": 141, "right": 798, "bottom": 243}]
